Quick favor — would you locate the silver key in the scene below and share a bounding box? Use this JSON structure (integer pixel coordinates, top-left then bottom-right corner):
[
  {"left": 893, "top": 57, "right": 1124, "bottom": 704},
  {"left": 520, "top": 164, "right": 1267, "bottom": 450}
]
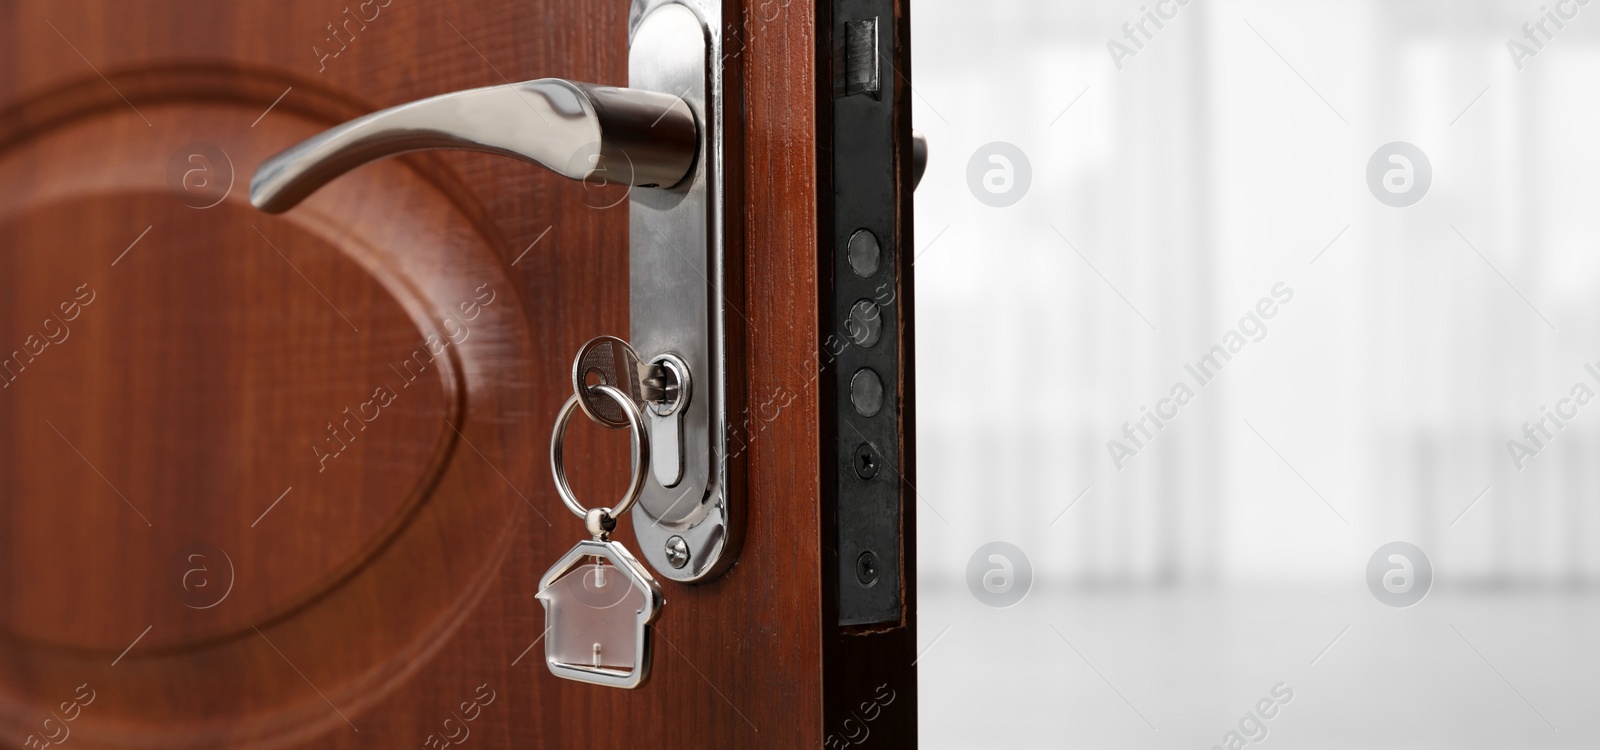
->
[
  {"left": 570, "top": 336, "right": 689, "bottom": 487},
  {"left": 571, "top": 335, "right": 683, "bottom": 427},
  {"left": 571, "top": 335, "right": 647, "bottom": 427}
]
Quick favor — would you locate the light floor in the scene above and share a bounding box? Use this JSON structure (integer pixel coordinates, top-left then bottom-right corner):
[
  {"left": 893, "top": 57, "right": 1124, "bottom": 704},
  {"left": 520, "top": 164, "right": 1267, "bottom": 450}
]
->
[{"left": 919, "top": 584, "right": 1600, "bottom": 749}]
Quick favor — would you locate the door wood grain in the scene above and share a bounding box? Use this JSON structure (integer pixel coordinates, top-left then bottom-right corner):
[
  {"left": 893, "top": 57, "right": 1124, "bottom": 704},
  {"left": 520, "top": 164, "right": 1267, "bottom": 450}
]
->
[{"left": 0, "top": 0, "right": 911, "bottom": 747}]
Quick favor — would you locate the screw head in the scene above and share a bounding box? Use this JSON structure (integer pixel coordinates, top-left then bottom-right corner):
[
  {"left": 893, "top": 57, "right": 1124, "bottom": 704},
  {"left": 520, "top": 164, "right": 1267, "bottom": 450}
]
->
[
  {"left": 855, "top": 550, "right": 879, "bottom": 586},
  {"left": 665, "top": 535, "right": 690, "bottom": 569},
  {"left": 853, "top": 443, "right": 879, "bottom": 479}
]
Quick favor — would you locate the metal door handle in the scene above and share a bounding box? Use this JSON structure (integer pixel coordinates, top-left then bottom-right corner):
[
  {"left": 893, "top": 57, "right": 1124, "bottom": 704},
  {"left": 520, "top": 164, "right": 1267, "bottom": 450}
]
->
[
  {"left": 248, "top": 2, "right": 742, "bottom": 585},
  {"left": 250, "top": 78, "right": 697, "bottom": 213}
]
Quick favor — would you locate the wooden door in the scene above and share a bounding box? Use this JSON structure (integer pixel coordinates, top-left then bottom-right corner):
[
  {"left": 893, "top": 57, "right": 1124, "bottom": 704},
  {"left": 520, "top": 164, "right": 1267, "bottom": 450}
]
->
[{"left": 0, "top": 0, "right": 916, "bottom": 748}]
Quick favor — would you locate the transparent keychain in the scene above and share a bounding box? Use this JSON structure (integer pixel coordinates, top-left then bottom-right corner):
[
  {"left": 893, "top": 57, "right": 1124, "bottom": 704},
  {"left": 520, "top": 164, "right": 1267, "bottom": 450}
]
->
[{"left": 538, "top": 378, "right": 663, "bottom": 689}]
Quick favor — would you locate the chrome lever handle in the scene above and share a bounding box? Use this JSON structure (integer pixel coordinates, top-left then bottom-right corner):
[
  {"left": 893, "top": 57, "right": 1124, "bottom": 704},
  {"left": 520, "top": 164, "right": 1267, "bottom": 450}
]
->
[
  {"left": 245, "top": 0, "right": 741, "bottom": 586},
  {"left": 250, "top": 78, "right": 698, "bottom": 213}
]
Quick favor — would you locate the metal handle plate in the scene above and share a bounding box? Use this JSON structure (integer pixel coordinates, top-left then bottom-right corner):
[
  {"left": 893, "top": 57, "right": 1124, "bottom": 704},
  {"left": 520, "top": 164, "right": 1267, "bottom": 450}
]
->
[
  {"left": 625, "top": 0, "right": 738, "bottom": 582},
  {"left": 248, "top": 0, "right": 739, "bottom": 583}
]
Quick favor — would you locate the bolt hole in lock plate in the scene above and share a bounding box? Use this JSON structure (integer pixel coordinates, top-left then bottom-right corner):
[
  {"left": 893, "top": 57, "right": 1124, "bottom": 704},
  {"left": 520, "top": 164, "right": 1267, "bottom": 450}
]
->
[{"left": 620, "top": 0, "right": 740, "bottom": 582}]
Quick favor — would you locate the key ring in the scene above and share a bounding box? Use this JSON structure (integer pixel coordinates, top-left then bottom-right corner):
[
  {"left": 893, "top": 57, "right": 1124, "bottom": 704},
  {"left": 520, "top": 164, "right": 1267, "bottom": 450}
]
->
[{"left": 550, "top": 384, "right": 650, "bottom": 538}]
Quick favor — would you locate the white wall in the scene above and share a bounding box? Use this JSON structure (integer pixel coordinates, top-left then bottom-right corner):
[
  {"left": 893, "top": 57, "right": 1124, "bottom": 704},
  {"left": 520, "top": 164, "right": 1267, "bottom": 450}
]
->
[{"left": 913, "top": 2, "right": 1600, "bottom": 746}]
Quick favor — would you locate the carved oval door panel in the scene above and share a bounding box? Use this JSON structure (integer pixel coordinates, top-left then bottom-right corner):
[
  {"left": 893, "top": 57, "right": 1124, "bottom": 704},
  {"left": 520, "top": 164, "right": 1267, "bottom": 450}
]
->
[{"left": 0, "top": 74, "right": 538, "bottom": 747}]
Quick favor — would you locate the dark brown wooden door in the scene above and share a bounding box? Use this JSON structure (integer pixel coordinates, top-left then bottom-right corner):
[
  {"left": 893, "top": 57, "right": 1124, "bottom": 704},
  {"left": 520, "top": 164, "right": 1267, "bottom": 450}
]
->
[{"left": 0, "top": 0, "right": 918, "bottom": 748}]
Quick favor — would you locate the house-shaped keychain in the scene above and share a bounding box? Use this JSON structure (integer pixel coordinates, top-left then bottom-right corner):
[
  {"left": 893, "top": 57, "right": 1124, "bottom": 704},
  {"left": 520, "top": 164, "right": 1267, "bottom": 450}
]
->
[{"left": 536, "top": 539, "right": 663, "bottom": 688}]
